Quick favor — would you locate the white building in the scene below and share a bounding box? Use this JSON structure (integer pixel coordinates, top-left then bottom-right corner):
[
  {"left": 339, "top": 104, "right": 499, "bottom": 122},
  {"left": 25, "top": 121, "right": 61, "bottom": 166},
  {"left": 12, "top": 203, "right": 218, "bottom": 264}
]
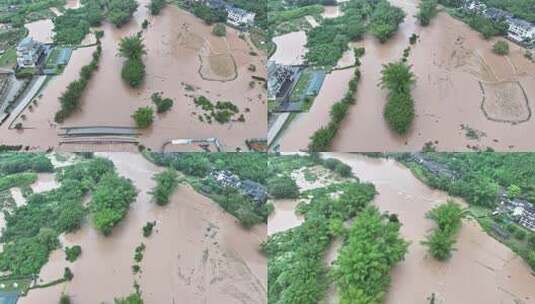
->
[
  {"left": 225, "top": 6, "right": 255, "bottom": 26},
  {"left": 507, "top": 18, "right": 535, "bottom": 43},
  {"left": 16, "top": 37, "right": 44, "bottom": 69}
]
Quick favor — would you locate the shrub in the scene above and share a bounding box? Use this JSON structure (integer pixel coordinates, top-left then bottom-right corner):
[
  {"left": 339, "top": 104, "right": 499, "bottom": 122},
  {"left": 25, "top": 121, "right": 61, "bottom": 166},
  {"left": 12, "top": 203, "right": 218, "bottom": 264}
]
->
[
  {"left": 64, "top": 267, "right": 74, "bottom": 281},
  {"left": 149, "top": 169, "right": 179, "bottom": 205},
  {"left": 60, "top": 294, "right": 71, "bottom": 304},
  {"left": 143, "top": 221, "right": 156, "bottom": 237},
  {"left": 132, "top": 107, "right": 154, "bottom": 129},
  {"left": 121, "top": 59, "right": 145, "bottom": 87},
  {"left": 151, "top": 92, "right": 173, "bottom": 113},
  {"left": 492, "top": 40, "right": 509, "bottom": 55},
  {"left": 421, "top": 200, "right": 463, "bottom": 260},
  {"left": 416, "top": 0, "right": 438, "bottom": 26},
  {"left": 64, "top": 245, "right": 82, "bottom": 262},
  {"left": 267, "top": 175, "right": 299, "bottom": 199},
  {"left": 149, "top": 0, "right": 166, "bottom": 15},
  {"left": 212, "top": 23, "right": 226, "bottom": 36}
]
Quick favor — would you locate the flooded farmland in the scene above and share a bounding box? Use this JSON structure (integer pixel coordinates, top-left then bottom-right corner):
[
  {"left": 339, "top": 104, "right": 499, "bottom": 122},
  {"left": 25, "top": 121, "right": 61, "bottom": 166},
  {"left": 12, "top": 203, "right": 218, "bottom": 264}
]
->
[
  {"left": 276, "top": 0, "right": 535, "bottom": 151},
  {"left": 17, "top": 153, "right": 266, "bottom": 304},
  {"left": 1, "top": 2, "right": 266, "bottom": 152}
]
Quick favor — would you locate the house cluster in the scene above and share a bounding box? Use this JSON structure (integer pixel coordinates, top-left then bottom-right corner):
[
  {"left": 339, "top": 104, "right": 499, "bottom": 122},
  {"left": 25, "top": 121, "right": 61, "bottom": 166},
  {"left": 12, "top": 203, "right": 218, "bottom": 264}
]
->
[
  {"left": 463, "top": 0, "right": 535, "bottom": 44},
  {"left": 409, "top": 153, "right": 458, "bottom": 180},
  {"left": 189, "top": 0, "right": 256, "bottom": 26},
  {"left": 210, "top": 170, "right": 268, "bottom": 205},
  {"left": 494, "top": 193, "right": 535, "bottom": 232},
  {"left": 267, "top": 61, "right": 300, "bottom": 100},
  {"left": 16, "top": 37, "right": 45, "bottom": 69}
]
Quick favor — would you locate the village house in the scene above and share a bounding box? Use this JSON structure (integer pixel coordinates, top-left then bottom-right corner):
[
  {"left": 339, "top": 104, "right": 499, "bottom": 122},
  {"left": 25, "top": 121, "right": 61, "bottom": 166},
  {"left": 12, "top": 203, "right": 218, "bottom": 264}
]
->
[
  {"left": 210, "top": 170, "right": 268, "bottom": 205},
  {"left": 16, "top": 37, "right": 44, "bottom": 69},
  {"left": 464, "top": 1, "right": 535, "bottom": 45},
  {"left": 267, "top": 61, "right": 299, "bottom": 100},
  {"left": 225, "top": 5, "right": 255, "bottom": 27},
  {"left": 495, "top": 193, "right": 535, "bottom": 232}
]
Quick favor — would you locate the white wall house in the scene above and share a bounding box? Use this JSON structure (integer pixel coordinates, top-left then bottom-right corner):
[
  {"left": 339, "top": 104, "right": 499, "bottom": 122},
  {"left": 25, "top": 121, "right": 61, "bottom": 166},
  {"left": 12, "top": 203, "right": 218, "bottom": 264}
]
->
[
  {"left": 16, "top": 37, "right": 44, "bottom": 69},
  {"left": 507, "top": 18, "right": 535, "bottom": 43},
  {"left": 225, "top": 6, "right": 255, "bottom": 26}
]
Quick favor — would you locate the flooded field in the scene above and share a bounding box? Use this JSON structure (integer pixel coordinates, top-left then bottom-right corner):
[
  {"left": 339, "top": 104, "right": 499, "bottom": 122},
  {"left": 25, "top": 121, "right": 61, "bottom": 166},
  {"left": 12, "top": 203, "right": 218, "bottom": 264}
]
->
[
  {"left": 270, "top": 31, "right": 307, "bottom": 65},
  {"left": 277, "top": 0, "right": 535, "bottom": 151},
  {"left": 18, "top": 153, "right": 266, "bottom": 304},
  {"left": 1, "top": 3, "right": 266, "bottom": 151},
  {"left": 322, "top": 153, "right": 535, "bottom": 303},
  {"left": 25, "top": 19, "right": 54, "bottom": 43}
]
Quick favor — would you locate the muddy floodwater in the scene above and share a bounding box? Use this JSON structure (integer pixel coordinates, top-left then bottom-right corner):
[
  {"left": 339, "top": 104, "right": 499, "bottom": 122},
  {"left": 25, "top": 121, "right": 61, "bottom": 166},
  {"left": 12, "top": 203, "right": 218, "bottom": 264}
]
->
[
  {"left": 318, "top": 153, "right": 535, "bottom": 303},
  {"left": 19, "top": 153, "right": 266, "bottom": 304},
  {"left": 1, "top": 2, "right": 266, "bottom": 152},
  {"left": 278, "top": 0, "right": 535, "bottom": 151},
  {"left": 270, "top": 31, "right": 307, "bottom": 65},
  {"left": 25, "top": 19, "right": 54, "bottom": 44}
]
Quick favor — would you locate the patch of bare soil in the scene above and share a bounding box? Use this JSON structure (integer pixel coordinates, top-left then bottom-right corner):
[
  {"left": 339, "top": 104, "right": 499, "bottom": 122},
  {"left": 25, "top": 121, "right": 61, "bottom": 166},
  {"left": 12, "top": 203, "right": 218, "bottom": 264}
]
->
[{"left": 481, "top": 81, "right": 531, "bottom": 123}]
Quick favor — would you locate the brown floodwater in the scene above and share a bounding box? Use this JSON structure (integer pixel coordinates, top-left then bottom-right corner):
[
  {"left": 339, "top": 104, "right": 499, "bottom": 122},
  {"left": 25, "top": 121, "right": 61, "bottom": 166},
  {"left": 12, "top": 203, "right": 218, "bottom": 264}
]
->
[
  {"left": 322, "top": 153, "right": 535, "bottom": 303},
  {"left": 278, "top": 0, "right": 535, "bottom": 151},
  {"left": 270, "top": 31, "right": 307, "bottom": 65},
  {"left": 268, "top": 199, "right": 304, "bottom": 235},
  {"left": 1, "top": 3, "right": 266, "bottom": 151},
  {"left": 19, "top": 152, "right": 266, "bottom": 304},
  {"left": 25, "top": 19, "right": 54, "bottom": 43}
]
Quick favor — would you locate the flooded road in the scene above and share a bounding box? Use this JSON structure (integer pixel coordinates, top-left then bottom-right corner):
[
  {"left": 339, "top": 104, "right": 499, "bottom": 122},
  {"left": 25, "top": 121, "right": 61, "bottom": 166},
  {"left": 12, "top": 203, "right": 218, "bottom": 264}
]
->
[
  {"left": 1, "top": 3, "right": 266, "bottom": 151},
  {"left": 19, "top": 153, "right": 266, "bottom": 304},
  {"left": 277, "top": 0, "right": 535, "bottom": 151},
  {"left": 324, "top": 153, "right": 535, "bottom": 303}
]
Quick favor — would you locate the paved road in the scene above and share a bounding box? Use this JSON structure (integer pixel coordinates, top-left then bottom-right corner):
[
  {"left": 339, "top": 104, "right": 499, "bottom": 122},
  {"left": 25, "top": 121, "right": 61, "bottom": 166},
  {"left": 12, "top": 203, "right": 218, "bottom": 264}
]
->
[
  {"left": 268, "top": 112, "right": 290, "bottom": 147},
  {"left": 8, "top": 75, "right": 47, "bottom": 127}
]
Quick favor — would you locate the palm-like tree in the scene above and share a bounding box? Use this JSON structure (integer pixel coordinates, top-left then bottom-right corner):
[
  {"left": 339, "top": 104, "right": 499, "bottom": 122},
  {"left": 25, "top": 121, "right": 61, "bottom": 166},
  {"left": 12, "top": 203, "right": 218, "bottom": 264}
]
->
[
  {"left": 379, "top": 62, "right": 415, "bottom": 95},
  {"left": 118, "top": 34, "right": 146, "bottom": 60}
]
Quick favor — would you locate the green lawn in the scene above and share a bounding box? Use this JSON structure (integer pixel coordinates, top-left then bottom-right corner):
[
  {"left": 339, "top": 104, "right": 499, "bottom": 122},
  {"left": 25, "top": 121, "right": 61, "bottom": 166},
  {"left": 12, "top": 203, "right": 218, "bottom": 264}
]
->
[{"left": 0, "top": 48, "right": 16, "bottom": 68}]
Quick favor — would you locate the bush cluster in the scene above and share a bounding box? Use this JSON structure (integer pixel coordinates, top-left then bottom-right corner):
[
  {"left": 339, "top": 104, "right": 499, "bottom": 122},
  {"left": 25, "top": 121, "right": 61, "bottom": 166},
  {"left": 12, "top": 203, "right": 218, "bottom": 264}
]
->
[
  {"left": 380, "top": 61, "right": 416, "bottom": 134},
  {"left": 55, "top": 44, "right": 102, "bottom": 123},
  {"left": 308, "top": 51, "right": 363, "bottom": 151},
  {"left": 421, "top": 200, "right": 463, "bottom": 260}
]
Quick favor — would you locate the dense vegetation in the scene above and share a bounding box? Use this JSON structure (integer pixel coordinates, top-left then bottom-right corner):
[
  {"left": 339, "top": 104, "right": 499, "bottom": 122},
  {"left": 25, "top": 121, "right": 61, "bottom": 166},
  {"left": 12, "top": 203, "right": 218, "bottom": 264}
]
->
[
  {"left": 149, "top": 0, "right": 166, "bottom": 15},
  {"left": 55, "top": 43, "right": 102, "bottom": 123},
  {"left": 399, "top": 153, "right": 535, "bottom": 269},
  {"left": 264, "top": 155, "right": 391, "bottom": 304},
  {"left": 440, "top": 0, "right": 535, "bottom": 23},
  {"left": 308, "top": 50, "right": 363, "bottom": 151},
  {"left": 191, "top": 2, "right": 227, "bottom": 25},
  {"left": 0, "top": 156, "right": 132, "bottom": 275},
  {"left": 108, "top": 0, "right": 138, "bottom": 27},
  {"left": 53, "top": 1, "right": 103, "bottom": 45},
  {"left": 118, "top": 34, "right": 146, "bottom": 88},
  {"left": 303, "top": 0, "right": 404, "bottom": 67},
  {"left": 149, "top": 169, "right": 179, "bottom": 206},
  {"left": 148, "top": 153, "right": 270, "bottom": 227},
  {"left": 90, "top": 170, "right": 137, "bottom": 236},
  {"left": 0, "top": 153, "right": 53, "bottom": 175},
  {"left": 416, "top": 0, "right": 438, "bottom": 26},
  {"left": 332, "top": 206, "right": 409, "bottom": 303},
  {"left": 380, "top": 61, "right": 416, "bottom": 135},
  {"left": 267, "top": 175, "right": 299, "bottom": 199},
  {"left": 421, "top": 200, "right": 463, "bottom": 260}
]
